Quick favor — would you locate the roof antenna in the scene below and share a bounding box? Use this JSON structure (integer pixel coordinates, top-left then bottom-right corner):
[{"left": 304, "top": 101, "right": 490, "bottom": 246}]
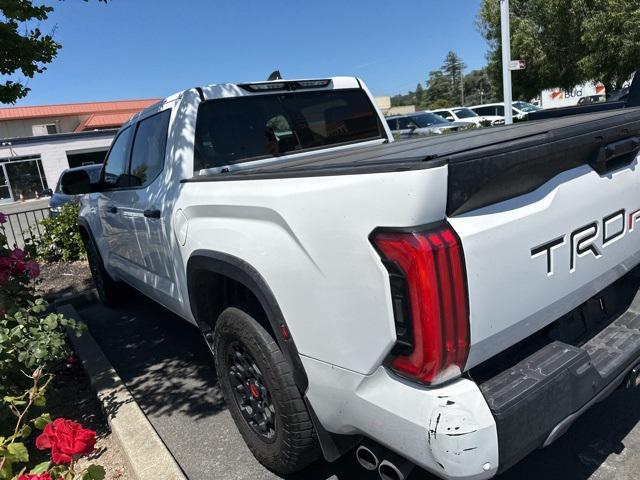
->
[{"left": 267, "top": 70, "right": 282, "bottom": 81}]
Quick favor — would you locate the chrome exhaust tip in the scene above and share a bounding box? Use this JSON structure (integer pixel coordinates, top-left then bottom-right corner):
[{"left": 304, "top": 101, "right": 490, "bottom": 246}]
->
[
  {"left": 355, "top": 443, "right": 382, "bottom": 471},
  {"left": 378, "top": 456, "right": 415, "bottom": 480}
]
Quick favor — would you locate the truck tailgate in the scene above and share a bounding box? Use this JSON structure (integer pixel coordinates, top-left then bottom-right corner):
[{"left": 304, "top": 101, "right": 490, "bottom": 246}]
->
[{"left": 450, "top": 146, "right": 640, "bottom": 369}]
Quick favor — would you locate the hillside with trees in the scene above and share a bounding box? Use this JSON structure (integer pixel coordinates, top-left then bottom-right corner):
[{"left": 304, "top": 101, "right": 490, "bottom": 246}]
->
[{"left": 391, "top": 51, "right": 499, "bottom": 110}]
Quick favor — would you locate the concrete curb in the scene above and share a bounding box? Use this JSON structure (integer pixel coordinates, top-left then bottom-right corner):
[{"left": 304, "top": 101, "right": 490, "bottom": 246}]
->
[{"left": 58, "top": 304, "right": 188, "bottom": 480}]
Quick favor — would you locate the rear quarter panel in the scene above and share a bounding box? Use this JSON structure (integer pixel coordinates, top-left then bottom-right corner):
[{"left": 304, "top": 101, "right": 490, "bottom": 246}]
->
[{"left": 178, "top": 167, "right": 448, "bottom": 374}]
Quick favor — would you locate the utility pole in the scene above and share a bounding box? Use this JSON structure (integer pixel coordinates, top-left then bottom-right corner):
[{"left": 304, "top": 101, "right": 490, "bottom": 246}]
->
[{"left": 500, "top": 0, "right": 513, "bottom": 125}]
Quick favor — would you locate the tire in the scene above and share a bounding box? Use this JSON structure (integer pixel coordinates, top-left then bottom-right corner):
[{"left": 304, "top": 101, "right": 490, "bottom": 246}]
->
[
  {"left": 83, "top": 235, "right": 123, "bottom": 307},
  {"left": 214, "top": 307, "right": 320, "bottom": 475}
]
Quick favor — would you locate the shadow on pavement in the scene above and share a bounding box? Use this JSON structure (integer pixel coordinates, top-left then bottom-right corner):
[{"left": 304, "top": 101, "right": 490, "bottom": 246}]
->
[{"left": 78, "top": 289, "right": 640, "bottom": 480}]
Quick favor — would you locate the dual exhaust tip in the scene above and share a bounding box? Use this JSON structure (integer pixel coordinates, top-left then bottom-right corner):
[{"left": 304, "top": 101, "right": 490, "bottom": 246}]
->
[{"left": 356, "top": 443, "right": 414, "bottom": 480}]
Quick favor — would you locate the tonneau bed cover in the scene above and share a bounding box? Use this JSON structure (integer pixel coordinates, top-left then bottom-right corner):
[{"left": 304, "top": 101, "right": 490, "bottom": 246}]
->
[{"left": 189, "top": 108, "right": 640, "bottom": 216}]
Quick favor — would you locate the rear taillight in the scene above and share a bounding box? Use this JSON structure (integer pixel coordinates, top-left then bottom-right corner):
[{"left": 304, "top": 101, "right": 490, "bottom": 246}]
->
[{"left": 372, "top": 224, "right": 470, "bottom": 385}]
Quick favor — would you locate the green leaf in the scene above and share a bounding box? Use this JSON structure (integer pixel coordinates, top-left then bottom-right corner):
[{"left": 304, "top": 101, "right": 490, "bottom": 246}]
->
[
  {"left": 30, "top": 461, "right": 51, "bottom": 474},
  {"left": 33, "top": 394, "right": 46, "bottom": 407},
  {"left": 33, "top": 413, "right": 52, "bottom": 430},
  {"left": 83, "top": 465, "right": 106, "bottom": 480},
  {"left": 20, "top": 425, "right": 32, "bottom": 439},
  {"left": 0, "top": 458, "right": 13, "bottom": 480},
  {"left": 7, "top": 442, "right": 28, "bottom": 462}
]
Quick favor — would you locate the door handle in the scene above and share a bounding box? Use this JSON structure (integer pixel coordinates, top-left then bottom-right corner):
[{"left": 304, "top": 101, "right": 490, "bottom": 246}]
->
[
  {"left": 107, "top": 205, "right": 118, "bottom": 214},
  {"left": 143, "top": 209, "right": 161, "bottom": 219}
]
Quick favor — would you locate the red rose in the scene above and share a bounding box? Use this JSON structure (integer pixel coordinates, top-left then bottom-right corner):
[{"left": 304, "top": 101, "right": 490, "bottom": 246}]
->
[
  {"left": 26, "top": 260, "right": 40, "bottom": 279},
  {"left": 12, "top": 259, "right": 26, "bottom": 276},
  {"left": 35, "top": 418, "right": 96, "bottom": 464},
  {"left": 0, "top": 256, "right": 11, "bottom": 271},
  {"left": 10, "top": 248, "right": 25, "bottom": 261},
  {"left": 18, "top": 473, "right": 53, "bottom": 480}
]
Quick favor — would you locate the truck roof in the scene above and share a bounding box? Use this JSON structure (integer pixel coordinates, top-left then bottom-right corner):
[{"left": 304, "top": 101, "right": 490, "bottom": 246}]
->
[{"left": 123, "top": 76, "right": 366, "bottom": 129}]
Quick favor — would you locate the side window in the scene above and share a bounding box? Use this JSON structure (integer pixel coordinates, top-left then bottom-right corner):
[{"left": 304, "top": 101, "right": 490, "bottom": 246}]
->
[
  {"left": 496, "top": 106, "right": 505, "bottom": 116},
  {"left": 103, "top": 127, "right": 133, "bottom": 187},
  {"left": 397, "top": 117, "right": 410, "bottom": 129},
  {"left": 386, "top": 118, "right": 397, "bottom": 130},
  {"left": 129, "top": 110, "right": 171, "bottom": 187}
]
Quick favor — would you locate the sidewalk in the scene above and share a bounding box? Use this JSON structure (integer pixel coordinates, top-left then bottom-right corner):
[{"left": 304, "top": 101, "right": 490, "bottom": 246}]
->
[{"left": 76, "top": 290, "right": 640, "bottom": 480}]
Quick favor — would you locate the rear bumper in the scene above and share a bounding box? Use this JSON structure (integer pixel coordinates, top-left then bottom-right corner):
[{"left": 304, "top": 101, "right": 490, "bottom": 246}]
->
[
  {"left": 302, "top": 357, "right": 500, "bottom": 480},
  {"left": 478, "top": 289, "right": 640, "bottom": 472},
  {"left": 303, "top": 282, "right": 640, "bottom": 480}
]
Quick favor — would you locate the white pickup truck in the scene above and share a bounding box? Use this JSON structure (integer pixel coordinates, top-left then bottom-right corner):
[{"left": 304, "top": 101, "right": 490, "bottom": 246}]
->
[{"left": 60, "top": 76, "right": 640, "bottom": 480}]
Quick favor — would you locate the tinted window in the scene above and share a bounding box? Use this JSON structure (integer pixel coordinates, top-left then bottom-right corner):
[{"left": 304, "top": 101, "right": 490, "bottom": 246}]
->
[
  {"left": 453, "top": 108, "right": 477, "bottom": 119},
  {"left": 495, "top": 106, "right": 505, "bottom": 116},
  {"left": 411, "top": 113, "right": 448, "bottom": 127},
  {"left": 386, "top": 118, "right": 398, "bottom": 130},
  {"left": 103, "top": 127, "right": 133, "bottom": 187},
  {"left": 194, "top": 89, "right": 382, "bottom": 171},
  {"left": 129, "top": 110, "right": 171, "bottom": 187},
  {"left": 472, "top": 106, "right": 490, "bottom": 116}
]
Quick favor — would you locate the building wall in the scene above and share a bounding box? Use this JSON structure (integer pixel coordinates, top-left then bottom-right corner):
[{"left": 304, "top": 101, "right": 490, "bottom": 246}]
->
[
  {"left": 0, "top": 133, "right": 114, "bottom": 192},
  {"left": 0, "top": 115, "right": 86, "bottom": 139}
]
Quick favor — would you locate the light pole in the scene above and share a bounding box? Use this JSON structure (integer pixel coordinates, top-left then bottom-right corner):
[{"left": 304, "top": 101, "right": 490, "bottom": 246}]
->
[{"left": 500, "top": 0, "right": 514, "bottom": 125}]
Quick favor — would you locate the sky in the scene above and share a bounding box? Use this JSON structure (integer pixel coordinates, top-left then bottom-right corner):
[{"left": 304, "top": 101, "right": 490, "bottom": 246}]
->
[{"left": 10, "top": 0, "right": 489, "bottom": 106}]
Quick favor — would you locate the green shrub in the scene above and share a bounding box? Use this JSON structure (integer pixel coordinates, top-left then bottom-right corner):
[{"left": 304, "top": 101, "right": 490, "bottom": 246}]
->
[
  {"left": 27, "top": 204, "right": 86, "bottom": 263},
  {"left": 0, "top": 299, "right": 84, "bottom": 396}
]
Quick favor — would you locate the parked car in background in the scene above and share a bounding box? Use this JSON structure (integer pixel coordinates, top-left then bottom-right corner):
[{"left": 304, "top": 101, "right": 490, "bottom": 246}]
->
[
  {"left": 386, "top": 112, "right": 472, "bottom": 139},
  {"left": 470, "top": 101, "right": 542, "bottom": 124},
  {"left": 577, "top": 95, "right": 607, "bottom": 105},
  {"left": 49, "top": 164, "right": 102, "bottom": 215},
  {"left": 432, "top": 107, "right": 485, "bottom": 128}
]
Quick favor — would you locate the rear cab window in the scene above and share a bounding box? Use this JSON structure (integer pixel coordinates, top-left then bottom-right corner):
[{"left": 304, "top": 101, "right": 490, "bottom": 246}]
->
[{"left": 194, "top": 89, "right": 383, "bottom": 171}]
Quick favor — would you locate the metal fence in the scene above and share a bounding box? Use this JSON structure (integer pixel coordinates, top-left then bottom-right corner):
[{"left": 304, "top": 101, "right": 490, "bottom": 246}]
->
[{"left": 1, "top": 207, "right": 50, "bottom": 249}]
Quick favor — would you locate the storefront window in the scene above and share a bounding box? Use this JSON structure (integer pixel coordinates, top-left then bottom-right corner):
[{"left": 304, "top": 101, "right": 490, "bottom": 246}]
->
[{"left": 0, "top": 157, "right": 49, "bottom": 203}]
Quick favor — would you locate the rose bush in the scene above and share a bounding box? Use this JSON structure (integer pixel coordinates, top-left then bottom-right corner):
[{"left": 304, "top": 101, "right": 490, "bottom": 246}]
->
[
  {"left": 18, "top": 473, "right": 53, "bottom": 480},
  {"left": 0, "top": 212, "right": 105, "bottom": 480},
  {"left": 0, "top": 215, "right": 40, "bottom": 314}
]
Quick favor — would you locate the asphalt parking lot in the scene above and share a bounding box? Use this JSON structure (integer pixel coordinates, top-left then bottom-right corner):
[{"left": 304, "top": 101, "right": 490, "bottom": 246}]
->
[{"left": 78, "top": 291, "right": 640, "bottom": 480}]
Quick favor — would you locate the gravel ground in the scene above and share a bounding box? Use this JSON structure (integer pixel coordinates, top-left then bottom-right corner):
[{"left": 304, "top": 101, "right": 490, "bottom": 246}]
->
[{"left": 37, "top": 260, "right": 94, "bottom": 300}]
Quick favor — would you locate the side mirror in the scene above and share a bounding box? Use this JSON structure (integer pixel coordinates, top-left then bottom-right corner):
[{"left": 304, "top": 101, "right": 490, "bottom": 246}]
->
[
  {"left": 446, "top": 116, "right": 455, "bottom": 122},
  {"left": 61, "top": 170, "right": 92, "bottom": 195},
  {"left": 42, "top": 188, "right": 53, "bottom": 197}
]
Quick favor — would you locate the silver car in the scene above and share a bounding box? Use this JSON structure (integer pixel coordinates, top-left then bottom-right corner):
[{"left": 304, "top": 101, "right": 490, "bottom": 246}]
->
[
  {"left": 49, "top": 164, "right": 102, "bottom": 215},
  {"left": 386, "top": 112, "right": 472, "bottom": 139}
]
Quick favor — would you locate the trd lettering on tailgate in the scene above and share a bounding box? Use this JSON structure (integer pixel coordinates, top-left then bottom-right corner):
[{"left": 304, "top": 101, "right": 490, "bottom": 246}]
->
[{"left": 532, "top": 208, "right": 640, "bottom": 276}]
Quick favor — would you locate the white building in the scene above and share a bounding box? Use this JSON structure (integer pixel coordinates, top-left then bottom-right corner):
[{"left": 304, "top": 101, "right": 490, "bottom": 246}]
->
[{"left": 0, "top": 99, "right": 158, "bottom": 204}]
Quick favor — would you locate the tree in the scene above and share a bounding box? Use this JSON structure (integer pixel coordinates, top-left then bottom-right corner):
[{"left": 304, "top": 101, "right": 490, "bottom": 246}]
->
[
  {"left": 414, "top": 83, "right": 426, "bottom": 108},
  {"left": 425, "top": 70, "right": 452, "bottom": 108},
  {"left": 442, "top": 51, "right": 466, "bottom": 105},
  {"left": 464, "top": 68, "right": 498, "bottom": 106},
  {"left": 579, "top": 1, "right": 640, "bottom": 91},
  {"left": 478, "top": 0, "right": 640, "bottom": 100},
  {"left": 0, "top": 0, "right": 106, "bottom": 104}
]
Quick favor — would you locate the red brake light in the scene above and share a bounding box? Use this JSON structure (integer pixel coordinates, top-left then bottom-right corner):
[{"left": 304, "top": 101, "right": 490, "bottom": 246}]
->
[{"left": 372, "top": 225, "right": 470, "bottom": 385}]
